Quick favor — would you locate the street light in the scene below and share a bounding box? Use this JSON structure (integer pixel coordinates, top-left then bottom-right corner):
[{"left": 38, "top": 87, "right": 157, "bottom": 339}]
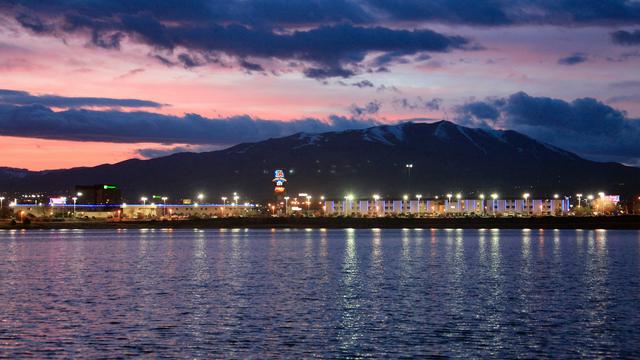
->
[
  {"left": 233, "top": 193, "right": 240, "bottom": 205},
  {"left": 197, "top": 193, "right": 204, "bottom": 203},
  {"left": 0, "top": 196, "right": 4, "bottom": 208},
  {"left": 373, "top": 194, "right": 380, "bottom": 215},
  {"left": 284, "top": 196, "right": 289, "bottom": 215},
  {"left": 523, "top": 193, "right": 530, "bottom": 215},
  {"left": 306, "top": 195, "right": 312, "bottom": 211},
  {"left": 344, "top": 194, "right": 354, "bottom": 215},
  {"left": 72, "top": 196, "right": 78, "bottom": 215},
  {"left": 491, "top": 193, "right": 498, "bottom": 216},
  {"left": 446, "top": 193, "right": 452, "bottom": 213},
  {"left": 141, "top": 196, "right": 148, "bottom": 206},
  {"left": 405, "top": 163, "right": 413, "bottom": 194},
  {"left": 416, "top": 194, "right": 422, "bottom": 215},
  {"left": 576, "top": 193, "right": 583, "bottom": 207},
  {"left": 456, "top": 193, "right": 461, "bottom": 212}
]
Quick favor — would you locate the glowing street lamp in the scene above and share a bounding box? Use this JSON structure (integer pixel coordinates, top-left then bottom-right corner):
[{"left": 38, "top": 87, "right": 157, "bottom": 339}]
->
[
  {"left": 405, "top": 163, "right": 413, "bottom": 194},
  {"left": 446, "top": 193, "right": 452, "bottom": 212},
  {"left": 141, "top": 197, "right": 148, "bottom": 206},
  {"left": 72, "top": 196, "right": 78, "bottom": 215},
  {"left": 306, "top": 195, "right": 312, "bottom": 211},
  {"left": 197, "top": 193, "right": 205, "bottom": 203},
  {"left": 373, "top": 194, "right": 380, "bottom": 215},
  {"left": 576, "top": 193, "right": 583, "bottom": 207},
  {"left": 554, "top": 194, "right": 559, "bottom": 199},
  {"left": 491, "top": 193, "right": 498, "bottom": 216},
  {"left": 161, "top": 196, "right": 168, "bottom": 205},
  {"left": 233, "top": 193, "right": 240, "bottom": 205},
  {"left": 416, "top": 194, "right": 422, "bottom": 215},
  {"left": 284, "top": 196, "right": 289, "bottom": 215},
  {"left": 523, "top": 193, "right": 530, "bottom": 214},
  {"left": 344, "top": 194, "right": 354, "bottom": 215},
  {"left": 0, "top": 196, "right": 4, "bottom": 208}
]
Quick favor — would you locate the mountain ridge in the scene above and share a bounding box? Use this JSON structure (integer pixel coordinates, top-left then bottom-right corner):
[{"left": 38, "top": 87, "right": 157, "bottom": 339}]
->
[{"left": 1, "top": 121, "right": 638, "bottom": 200}]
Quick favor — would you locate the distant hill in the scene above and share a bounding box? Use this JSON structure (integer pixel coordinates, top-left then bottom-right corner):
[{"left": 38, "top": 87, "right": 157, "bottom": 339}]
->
[{"left": 1, "top": 121, "right": 639, "bottom": 201}]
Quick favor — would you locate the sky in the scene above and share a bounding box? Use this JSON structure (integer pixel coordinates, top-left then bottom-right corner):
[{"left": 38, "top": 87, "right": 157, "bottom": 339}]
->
[{"left": 0, "top": 0, "right": 639, "bottom": 170}]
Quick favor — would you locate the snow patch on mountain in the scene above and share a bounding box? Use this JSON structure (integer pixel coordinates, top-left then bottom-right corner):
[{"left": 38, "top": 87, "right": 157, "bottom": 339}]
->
[{"left": 362, "top": 124, "right": 406, "bottom": 146}]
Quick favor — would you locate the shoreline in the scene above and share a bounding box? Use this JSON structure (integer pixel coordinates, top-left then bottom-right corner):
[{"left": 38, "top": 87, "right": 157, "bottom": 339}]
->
[{"left": 1, "top": 215, "right": 639, "bottom": 230}]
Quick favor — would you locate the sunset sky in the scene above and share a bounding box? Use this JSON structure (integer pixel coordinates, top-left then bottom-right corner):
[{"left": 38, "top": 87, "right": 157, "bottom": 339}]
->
[{"left": 0, "top": 0, "right": 639, "bottom": 170}]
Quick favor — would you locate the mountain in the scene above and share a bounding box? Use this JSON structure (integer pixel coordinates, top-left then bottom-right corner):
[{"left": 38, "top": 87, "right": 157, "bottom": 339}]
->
[{"left": 1, "top": 121, "right": 639, "bottom": 200}]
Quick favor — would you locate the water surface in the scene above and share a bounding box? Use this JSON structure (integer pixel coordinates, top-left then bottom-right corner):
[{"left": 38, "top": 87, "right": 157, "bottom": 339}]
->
[{"left": 1, "top": 228, "right": 639, "bottom": 357}]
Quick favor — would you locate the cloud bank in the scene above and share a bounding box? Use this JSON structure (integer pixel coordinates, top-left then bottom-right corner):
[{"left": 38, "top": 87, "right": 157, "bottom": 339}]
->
[
  {"left": 454, "top": 92, "right": 640, "bottom": 166},
  {"left": 0, "top": 89, "right": 162, "bottom": 109},
  {"left": 4, "top": 0, "right": 640, "bottom": 78},
  {"left": 0, "top": 103, "right": 379, "bottom": 145}
]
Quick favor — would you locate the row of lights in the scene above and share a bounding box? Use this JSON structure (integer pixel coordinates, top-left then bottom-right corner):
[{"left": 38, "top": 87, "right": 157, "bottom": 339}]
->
[{"left": 138, "top": 192, "right": 242, "bottom": 207}]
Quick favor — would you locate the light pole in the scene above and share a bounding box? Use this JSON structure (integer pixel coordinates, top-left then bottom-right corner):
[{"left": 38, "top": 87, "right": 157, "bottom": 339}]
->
[
  {"left": 456, "top": 193, "right": 462, "bottom": 213},
  {"left": 72, "top": 196, "right": 78, "bottom": 216},
  {"left": 446, "top": 193, "right": 452, "bottom": 213},
  {"left": 373, "top": 194, "right": 380, "bottom": 216},
  {"left": 221, "top": 197, "right": 228, "bottom": 216},
  {"left": 491, "top": 193, "right": 498, "bottom": 216},
  {"left": 416, "top": 194, "right": 422, "bottom": 216},
  {"left": 233, "top": 193, "right": 239, "bottom": 206},
  {"left": 306, "top": 195, "right": 311, "bottom": 212},
  {"left": 161, "top": 197, "right": 168, "bottom": 216},
  {"left": 197, "top": 193, "right": 204, "bottom": 204},
  {"left": 405, "top": 163, "right": 413, "bottom": 195},
  {"left": 284, "top": 196, "right": 289, "bottom": 215},
  {"left": 479, "top": 194, "right": 485, "bottom": 215},
  {"left": 403, "top": 194, "right": 409, "bottom": 215},
  {"left": 576, "top": 193, "right": 583, "bottom": 207},
  {"left": 141, "top": 197, "right": 148, "bottom": 206},
  {"left": 523, "top": 193, "right": 530, "bottom": 215},
  {"left": 345, "top": 194, "right": 354, "bottom": 216},
  {"left": 0, "top": 196, "right": 4, "bottom": 208}
]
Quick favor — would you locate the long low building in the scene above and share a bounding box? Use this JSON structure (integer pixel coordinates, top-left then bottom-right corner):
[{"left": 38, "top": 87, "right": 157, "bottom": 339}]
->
[
  {"left": 10, "top": 203, "right": 260, "bottom": 219},
  {"left": 323, "top": 198, "right": 572, "bottom": 217}
]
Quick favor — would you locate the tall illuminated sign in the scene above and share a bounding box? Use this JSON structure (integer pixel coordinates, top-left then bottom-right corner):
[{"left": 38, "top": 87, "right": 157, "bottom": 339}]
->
[{"left": 273, "top": 169, "right": 287, "bottom": 193}]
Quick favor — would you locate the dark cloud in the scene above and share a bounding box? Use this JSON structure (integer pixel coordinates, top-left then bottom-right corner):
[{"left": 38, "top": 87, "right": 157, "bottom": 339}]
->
[
  {"left": 0, "top": 1, "right": 468, "bottom": 78},
  {"left": 453, "top": 91, "right": 640, "bottom": 165},
  {"left": 352, "top": 80, "right": 375, "bottom": 88},
  {"left": 366, "top": 0, "right": 640, "bottom": 26},
  {"left": 393, "top": 96, "right": 443, "bottom": 111},
  {"left": 177, "top": 53, "right": 203, "bottom": 68},
  {"left": 611, "top": 29, "right": 640, "bottom": 45},
  {"left": 456, "top": 101, "right": 500, "bottom": 120},
  {"left": 0, "top": 89, "right": 163, "bottom": 109},
  {"left": 558, "top": 52, "right": 588, "bottom": 65},
  {"left": 337, "top": 80, "right": 375, "bottom": 88},
  {"left": 10, "top": 1, "right": 638, "bottom": 78},
  {"left": 0, "top": 103, "right": 379, "bottom": 145},
  {"left": 239, "top": 59, "right": 264, "bottom": 72},
  {"left": 349, "top": 101, "right": 381, "bottom": 117}
]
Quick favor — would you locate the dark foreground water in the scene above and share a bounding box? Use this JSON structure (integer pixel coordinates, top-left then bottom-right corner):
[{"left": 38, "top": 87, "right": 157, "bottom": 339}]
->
[{"left": 0, "top": 228, "right": 639, "bottom": 358}]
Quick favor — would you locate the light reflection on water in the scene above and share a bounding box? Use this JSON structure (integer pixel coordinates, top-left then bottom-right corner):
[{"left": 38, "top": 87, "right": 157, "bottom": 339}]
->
[{"left": 0, "top": 228, "right": 639, "bottom": 358}]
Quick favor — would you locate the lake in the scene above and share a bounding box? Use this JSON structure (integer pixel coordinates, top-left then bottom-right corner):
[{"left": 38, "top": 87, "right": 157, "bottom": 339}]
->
[{"left": 1, "top": 228, "right": 639, "bottom": 358}]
